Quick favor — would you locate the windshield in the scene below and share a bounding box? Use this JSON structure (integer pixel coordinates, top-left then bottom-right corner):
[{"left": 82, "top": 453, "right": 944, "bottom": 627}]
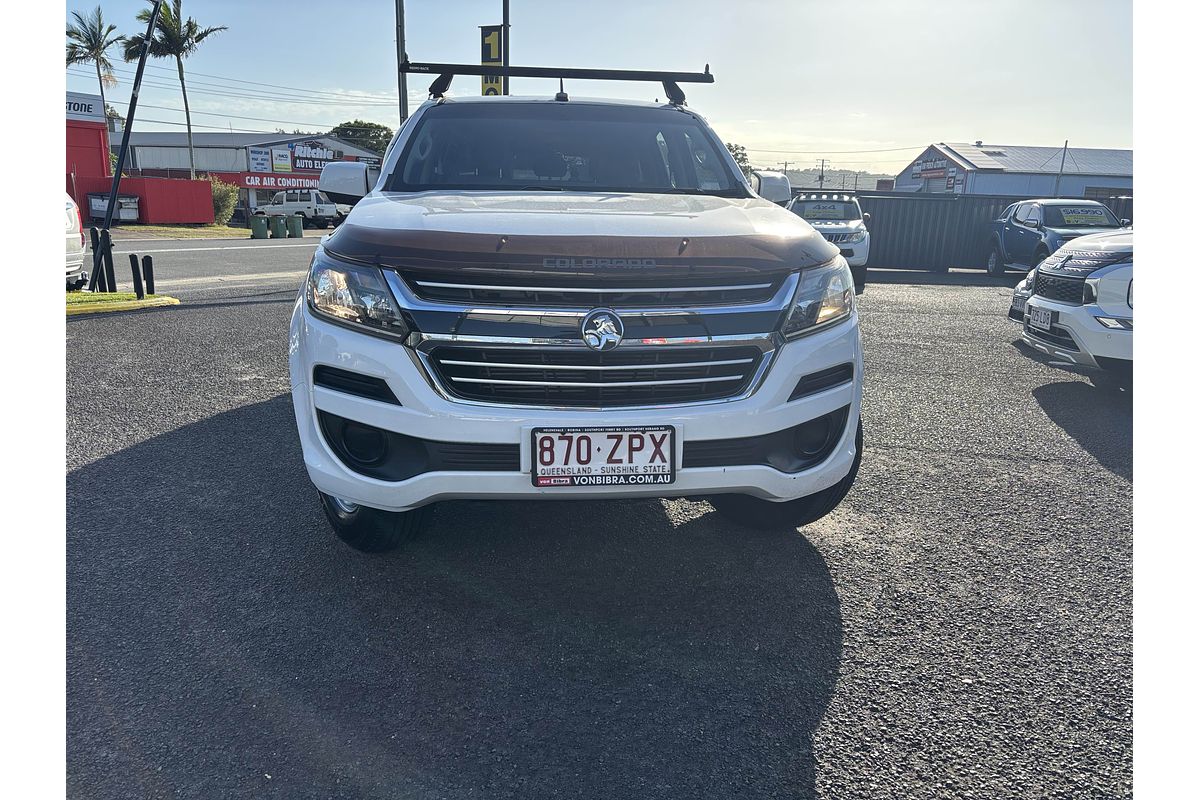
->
[
  {"left": 1043, "top": 204, "right": 1120, "bottom": 228},
  {"left": 386, "top": 102, "right": 745, "bottom": 196},
  {"left": 790, "top": 200, "right": 861, "bottom": 221}
]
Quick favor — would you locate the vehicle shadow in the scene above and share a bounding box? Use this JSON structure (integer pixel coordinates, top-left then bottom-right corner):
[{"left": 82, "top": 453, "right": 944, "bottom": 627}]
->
[
  {"left": 1031, "top": 379, "right": 1132, "bottom": 482},
  {"left": 67, "top": 394, "right": 843, "bottom": 800}
]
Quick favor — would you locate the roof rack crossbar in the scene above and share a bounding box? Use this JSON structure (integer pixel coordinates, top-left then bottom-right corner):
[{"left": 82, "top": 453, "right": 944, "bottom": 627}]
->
[{"left": 402, "top": 61, "right": 713, "bottom": 105}]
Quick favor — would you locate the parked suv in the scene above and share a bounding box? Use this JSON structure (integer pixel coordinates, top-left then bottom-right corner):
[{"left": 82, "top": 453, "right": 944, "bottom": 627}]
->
[
  {"left": 1018, "top": 230, "right": 1132, "bottom": 387},
  {"left": 986, "top": 198, "right": 1127, "bottom": 275},
  {"left": 291, "top": 93, "right": 863, "bottom": 552},
  {"left": 256, "top": 189, "right": 341, "bottom": 228}
]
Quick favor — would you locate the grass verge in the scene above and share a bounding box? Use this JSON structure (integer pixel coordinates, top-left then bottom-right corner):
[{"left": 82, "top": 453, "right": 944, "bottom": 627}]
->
[
  {"left": 104, "top": 224, "right": 249, "bottom": 240},
  {"left": 66, "top": 291, "right": 180, "bottom": 315}
]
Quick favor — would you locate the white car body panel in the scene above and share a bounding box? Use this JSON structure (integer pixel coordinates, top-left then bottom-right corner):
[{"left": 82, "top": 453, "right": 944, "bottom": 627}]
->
[{"left": 65, "top": 193, "right": 87, "bottom": 286}]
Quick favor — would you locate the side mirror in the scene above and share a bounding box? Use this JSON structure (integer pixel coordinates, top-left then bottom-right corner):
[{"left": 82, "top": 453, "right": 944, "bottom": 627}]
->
[
  {"left": 1121, "top": 218, "right": 1131, "bottom": 227},
  {"left": 862, "top": 212, "right": 871, "bottom": 225},
  {"left": 1025, "top": 218, "right": 1040, "bottom": 229},
  {"left": 320, "top": 161, "right": 371, "bottom": 206}
]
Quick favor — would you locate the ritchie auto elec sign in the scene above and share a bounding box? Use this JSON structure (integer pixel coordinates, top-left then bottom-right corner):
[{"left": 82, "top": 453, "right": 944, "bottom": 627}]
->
[{"left": 290, "top": 141, "right": 338, "bottom": 172}]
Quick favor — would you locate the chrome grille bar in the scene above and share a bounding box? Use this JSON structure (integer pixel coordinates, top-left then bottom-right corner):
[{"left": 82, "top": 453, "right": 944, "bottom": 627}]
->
[
  {"left": 449, "top": 374, "right": 747, "bottom": 388},
  {"left": 438, "top": 357, "right": 756, "bottom": 371},
  {"left": 413, "top": 280, "right": 774, "bottom": 294}
]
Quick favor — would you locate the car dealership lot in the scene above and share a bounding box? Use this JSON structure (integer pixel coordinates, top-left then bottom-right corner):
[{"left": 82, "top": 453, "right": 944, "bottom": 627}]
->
[{"left": 66, "top": 255, "right": 1131, "bottom": 798}]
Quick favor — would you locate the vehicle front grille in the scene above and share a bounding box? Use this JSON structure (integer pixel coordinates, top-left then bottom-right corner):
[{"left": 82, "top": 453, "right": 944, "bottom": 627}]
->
[
  {"left": 1024, "top": 321, "right": 1079, "bottom": 352},
  {"left": 426, "top": 345, "right": 765, "bottom": 407},
  {"left": 405, "top": 277, "right": 779, "bottom": 308},
  {"left": 821, "top": 232, "right": 856, "bottom": 244},
  {"left": 1033, "top": 272, "right": 1086, "bottom": 305}
]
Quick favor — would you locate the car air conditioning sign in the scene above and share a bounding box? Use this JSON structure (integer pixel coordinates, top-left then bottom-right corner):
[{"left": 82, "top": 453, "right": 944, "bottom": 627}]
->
[{"left": 1058, "top": 207, "right": 1108, "bottom": 225}]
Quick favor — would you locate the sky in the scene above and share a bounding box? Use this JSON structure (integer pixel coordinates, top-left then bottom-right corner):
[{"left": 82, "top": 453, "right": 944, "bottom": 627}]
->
[{"left": 65, "top": 0, "right": 1133, "bottom": 175}]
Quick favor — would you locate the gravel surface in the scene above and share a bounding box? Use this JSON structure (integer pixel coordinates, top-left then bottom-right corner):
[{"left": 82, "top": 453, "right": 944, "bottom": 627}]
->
[{"left": 66, "top": 260, "right": 1132, "bottom": 799}]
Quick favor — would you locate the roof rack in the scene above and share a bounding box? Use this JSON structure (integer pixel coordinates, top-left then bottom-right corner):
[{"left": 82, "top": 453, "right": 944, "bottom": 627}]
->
[{"left": 400, "top": 61, "right": 714, "bottom": 106}]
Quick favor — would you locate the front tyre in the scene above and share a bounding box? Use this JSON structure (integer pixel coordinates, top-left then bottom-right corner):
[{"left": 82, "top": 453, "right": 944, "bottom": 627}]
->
[
  {"left": 987, "top": 242, "right": 1006, "bottom": 276},
  {"left": 317, "top": 492, "right": 429, "bottom": 553},
  {"left": 710, "top": 420, "right": 864, "bottom": 531}
]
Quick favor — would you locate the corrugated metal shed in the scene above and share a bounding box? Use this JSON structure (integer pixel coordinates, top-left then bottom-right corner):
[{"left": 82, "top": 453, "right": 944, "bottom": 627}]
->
[{"left": 940, "top": 142, "right": 1132, "bottom": 176}]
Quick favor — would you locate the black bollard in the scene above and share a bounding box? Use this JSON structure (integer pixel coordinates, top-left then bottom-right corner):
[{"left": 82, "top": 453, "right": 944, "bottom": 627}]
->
[
  {"left": 90, "top": 228, "right": 105, "bottom": 291},
  {"left": 142, "top": 255, "right": 155, "bottom": 295},
  {"left": 101, "top": 230, "right": 117, "bottom": 293},
  {"left": 129, "top": 254, "right": 145, "bottom": 300}
]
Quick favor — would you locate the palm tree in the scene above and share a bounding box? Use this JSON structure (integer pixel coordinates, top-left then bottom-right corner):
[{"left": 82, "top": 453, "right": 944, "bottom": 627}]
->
[
  {"left": 123, "top": 1, "right": 227, "bottom": 179},
  {"left": 66, "top": 6, "right": 125, "bottom": 129}
]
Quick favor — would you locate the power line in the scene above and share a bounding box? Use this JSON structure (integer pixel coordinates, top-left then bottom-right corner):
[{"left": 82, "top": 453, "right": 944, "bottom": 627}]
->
[
  {"left": 104, "top": 98, "right": 391, "bottom": 133},
  {"left": 743, "top": 145, "right": 926, "bottom": 154},
  {"left": 75, "top": 60, "right": 399, "bottom": 104},
  {"left": 68, "top": 66, "right": 400, "bottom": 108},
  {"left": 139, "top": 62, "right": 397, "bottom": 102}
]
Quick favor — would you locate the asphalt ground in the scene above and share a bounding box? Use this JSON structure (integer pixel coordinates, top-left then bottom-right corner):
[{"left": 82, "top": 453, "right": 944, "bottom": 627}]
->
[{"left": 66, "top": 246, "right": 1132, "bottom": 799}]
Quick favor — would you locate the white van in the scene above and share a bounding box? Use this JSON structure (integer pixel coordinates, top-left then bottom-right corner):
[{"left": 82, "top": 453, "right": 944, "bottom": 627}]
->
[{"left": 255, "top": 189, "right": 343, "bottom": 229}]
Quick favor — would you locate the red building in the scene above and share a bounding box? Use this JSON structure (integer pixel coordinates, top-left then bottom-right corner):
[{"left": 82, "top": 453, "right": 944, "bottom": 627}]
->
[{"left": 66, "top": 91, "right": 214, "bottom": 224}]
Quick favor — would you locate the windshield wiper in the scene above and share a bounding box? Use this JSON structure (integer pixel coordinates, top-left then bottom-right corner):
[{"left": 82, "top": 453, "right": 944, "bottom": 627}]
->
[{"left": 517, "top": 185, "right": 567, "bottom": 191}]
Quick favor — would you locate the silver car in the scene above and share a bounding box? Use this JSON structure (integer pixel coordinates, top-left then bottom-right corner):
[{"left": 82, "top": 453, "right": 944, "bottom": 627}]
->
[
  {"left": 66, "top": 193, "right": 88, "bottom": 290},
  {"left": 1008, "top": 268, "right": 1036, "bottom": 322}
]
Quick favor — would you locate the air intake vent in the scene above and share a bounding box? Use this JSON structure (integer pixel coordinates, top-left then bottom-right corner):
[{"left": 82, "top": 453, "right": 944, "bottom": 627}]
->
[
  {"left": 789, "top": 363, "right": 854, "bottom": 401},
  {"left": 313, "top": 366, "right": 401, "bottom": 405}
]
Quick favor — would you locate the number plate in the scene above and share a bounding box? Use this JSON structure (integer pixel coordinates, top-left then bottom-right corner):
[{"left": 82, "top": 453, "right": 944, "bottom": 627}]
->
[
  {"left": 531, "top": 426, "right": 675, "bottom": 488},
  {"left": 1011, "top": 294, "right": 1027, "bottom": 315},
  {"left": 1029, "top": 305, "right": 1053, "bottom": 331}
]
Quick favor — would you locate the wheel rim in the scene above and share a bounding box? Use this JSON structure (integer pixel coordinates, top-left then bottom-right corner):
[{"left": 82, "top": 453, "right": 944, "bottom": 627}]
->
[{"left": 331, "top": 496, "right": 359, "bottom": 514}]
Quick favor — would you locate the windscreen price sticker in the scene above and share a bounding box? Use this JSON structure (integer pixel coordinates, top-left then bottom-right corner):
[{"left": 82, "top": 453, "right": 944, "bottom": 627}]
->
[
  {"left": 1060, "top": 207, "right": 1107, "bottom": 225},
  {"left": 531, "top": 426, "right": 675, "bottom": 487}
]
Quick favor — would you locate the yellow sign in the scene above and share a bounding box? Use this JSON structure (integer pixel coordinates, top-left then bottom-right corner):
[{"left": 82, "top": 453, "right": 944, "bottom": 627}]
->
[
  {"left": 1059, "top": 207, "right": 1107, "bottom": 226},
  {"left": 480, "top": 24, "right": 504, "bottom": 96}
]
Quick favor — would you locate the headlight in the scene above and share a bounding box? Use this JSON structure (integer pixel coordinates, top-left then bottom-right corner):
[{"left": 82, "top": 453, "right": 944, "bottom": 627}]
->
[
  {"left": 846, "top": 230, "right": 867, "bottom": 244},
  {"left": 781, "top": 258, "right": 856, "bottom": 338},
  {"left": 307, "top": 250, "right": 410, "bottom": 338}
]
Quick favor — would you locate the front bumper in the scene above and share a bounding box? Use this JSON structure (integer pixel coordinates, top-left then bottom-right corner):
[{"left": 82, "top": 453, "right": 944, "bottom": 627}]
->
[
  {"left": 1021, "top": 297, "right": 1132, "bottom": 369},
  {"left": 289, "top": 300, "right": 863, "bottom": 512},
  {"left": 839, "top": 239, "right": 869, "bottom": 267}
]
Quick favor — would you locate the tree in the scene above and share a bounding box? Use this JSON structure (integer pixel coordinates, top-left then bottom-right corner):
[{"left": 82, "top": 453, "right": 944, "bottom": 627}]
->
[
  {"left": 330, "top": 120, "right": 393, "bottom": 155},
  {"left": 106, "top": 104, "right": 124, "bottom": 131},
  {"left": 123, "top": 1, "right": 227, "bottom": 180},
  {"left": 725, "top": 143, "right": 752, "bottom": 178},
  {"left": 66, "top": 6, "right": 124, "bottom": 121}
]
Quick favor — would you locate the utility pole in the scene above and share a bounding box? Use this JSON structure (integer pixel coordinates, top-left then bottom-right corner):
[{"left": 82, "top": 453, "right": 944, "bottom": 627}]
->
[
  {"left": 1053, "top": 139, "right": 1068, "bottom": 197},
  {"left": 502, "top": 0, "right": 511, "bottom": 95},
  {"left": 88, "top": 0, "right": 162, "bottom": 292},
  {"left": 396, "top": 0, "right": 409, "bottom": 121},
  {"left": 816, "top": 158, "right": 828, "bottom": 189}
]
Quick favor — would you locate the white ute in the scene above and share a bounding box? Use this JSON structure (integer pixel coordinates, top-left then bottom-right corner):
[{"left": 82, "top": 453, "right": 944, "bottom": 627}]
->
[
  {"left": 787, "top": 193, "right": 870, "bottom": 287},
  {"left": 289, "top": 68, "right": 863, "bottom": 552},
  {"left": 1019, "top": 230, "right": 1133, "bottom": 387}
]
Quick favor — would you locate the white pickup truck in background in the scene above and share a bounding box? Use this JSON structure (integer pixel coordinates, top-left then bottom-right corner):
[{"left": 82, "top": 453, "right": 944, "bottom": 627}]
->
[{"left": 255, "top": 189, "right": 346, "bottom": 229}]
